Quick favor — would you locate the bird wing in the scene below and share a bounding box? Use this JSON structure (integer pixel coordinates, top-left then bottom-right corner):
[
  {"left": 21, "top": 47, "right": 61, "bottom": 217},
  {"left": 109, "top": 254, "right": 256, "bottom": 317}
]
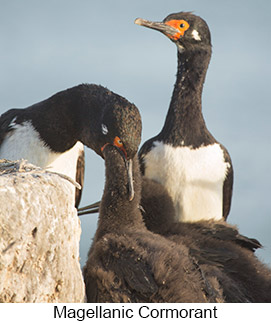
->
[
  {"left": 166, "top": 221, "right": 262, "bottom": 254},
  {"left": 200, "top": 221, "right": 262, "bottom": 252},
  {"left": 0, "top": 109, "right": 21, "bottom": 146},
  {"left": 75, "top": 148, "right": 85, "bottom": 208},
  {"left": 85, "top": 236, "right": 159, "bottom": 303},
  {"left": 221, "top": 144, "right": 234, "bottom": 220},
  {"left": 106, "top": 242, "right": 158, "bottom": 302},
  {"left": 190, "top": 245, "right": 238, "bottom": 267},
  {"left": 138, "top": 137, "right": 156, "bottom": 175}
]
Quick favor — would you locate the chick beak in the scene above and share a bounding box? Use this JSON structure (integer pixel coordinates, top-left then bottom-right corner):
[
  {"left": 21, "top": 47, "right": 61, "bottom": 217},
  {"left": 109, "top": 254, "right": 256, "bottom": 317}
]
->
[
  {"left": 104, "top": 142, "right": 134, "bottom": 202},
  {"left": 125, "top": 159, "right": 134, "bottom": 201}
]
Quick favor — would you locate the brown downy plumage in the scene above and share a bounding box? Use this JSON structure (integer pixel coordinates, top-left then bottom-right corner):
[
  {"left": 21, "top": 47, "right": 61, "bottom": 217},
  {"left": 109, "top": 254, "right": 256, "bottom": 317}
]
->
[
  {"left": 141, "top": 182, "right": 271, "bottom": 302},
  {"left": 83, "top": 145, "right": 223, "bottom": 303}
]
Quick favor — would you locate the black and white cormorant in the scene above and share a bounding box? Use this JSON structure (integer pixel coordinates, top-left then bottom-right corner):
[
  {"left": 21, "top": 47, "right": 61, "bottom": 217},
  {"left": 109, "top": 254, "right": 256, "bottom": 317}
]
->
[
  {"left": 82, "top": 140, "right": 271, "bottom": 302},
  {"left": 77, "top": 12, "right": 233, "bottom": 221},
  {"left": 135, "top": 12, "right": 233, "bottom": 222},
  {"left": 84, "top": 143, "right": 222, "bottom": 302},
  {"left": 0, "top": 83, "right": 140, "bottom": 207}
]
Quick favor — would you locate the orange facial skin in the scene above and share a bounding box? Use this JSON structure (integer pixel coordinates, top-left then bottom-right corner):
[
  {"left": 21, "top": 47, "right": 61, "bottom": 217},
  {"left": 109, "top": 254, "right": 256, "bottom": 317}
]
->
[
  {"left": 101, "top": 136, "right": 127, "bottom": 158},
  {"left": 165, "top": 20, "right": 190, "bottom": 40}
]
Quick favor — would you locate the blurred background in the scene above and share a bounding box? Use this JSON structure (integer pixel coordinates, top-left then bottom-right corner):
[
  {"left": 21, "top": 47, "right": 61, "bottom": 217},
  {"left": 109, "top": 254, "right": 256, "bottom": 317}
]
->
[{"left": 0, "top": 0, "right": 270, "bottom": 267}]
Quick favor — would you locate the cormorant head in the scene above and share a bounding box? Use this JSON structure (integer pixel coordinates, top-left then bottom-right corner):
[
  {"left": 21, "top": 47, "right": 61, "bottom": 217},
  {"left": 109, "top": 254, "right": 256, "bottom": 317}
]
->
[
  {"left": 135, "top": 12, "right": 211, "bottom": 53},
  {"left": 98, "top": 96, "right": 142, "bottom": 202}
]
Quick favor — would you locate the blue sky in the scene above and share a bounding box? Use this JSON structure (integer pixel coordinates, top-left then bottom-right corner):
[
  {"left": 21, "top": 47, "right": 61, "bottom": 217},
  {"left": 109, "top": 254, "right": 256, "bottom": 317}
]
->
[{"left": 1, "top": 0, "right": 270, "bottom": 267}]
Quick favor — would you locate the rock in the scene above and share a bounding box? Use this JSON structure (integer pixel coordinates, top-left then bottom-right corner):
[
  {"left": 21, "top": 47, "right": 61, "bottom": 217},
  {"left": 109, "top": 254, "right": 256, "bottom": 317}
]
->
[{"left": 0, "top": 160, "right": 85, "bottom": 302}]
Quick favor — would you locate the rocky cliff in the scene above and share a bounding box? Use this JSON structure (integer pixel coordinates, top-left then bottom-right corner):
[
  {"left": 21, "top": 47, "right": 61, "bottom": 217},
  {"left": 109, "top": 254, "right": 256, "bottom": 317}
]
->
[{"left": 0, "top": 160, "right": 85, "bottom": 302}]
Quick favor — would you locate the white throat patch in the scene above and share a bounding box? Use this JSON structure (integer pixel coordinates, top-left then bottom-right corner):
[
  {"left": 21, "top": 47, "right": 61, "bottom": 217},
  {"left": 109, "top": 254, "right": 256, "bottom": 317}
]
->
[{"left": 144, "top": 141, "right": 230, "bottom": 222}]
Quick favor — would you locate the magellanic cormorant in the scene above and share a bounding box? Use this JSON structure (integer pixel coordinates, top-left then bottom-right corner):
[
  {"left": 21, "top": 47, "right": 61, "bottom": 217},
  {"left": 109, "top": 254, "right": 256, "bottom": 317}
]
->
[
  {"left": 77, "top": 12, "right": 234, "bottom": 220},
  {"left": 83, "top": 115, "right": 224, "bottom": 302},
  {"left": 140, "top": 181, "right": 271, "bottom": 303},
  {"left": 135, "top": 12, "right": 233, "bottom": 222},
  {"left": 0, "top": 83, "right": 140, "bottom": 207},
  {"left": 84, "top": 144, "right": 226, "bottom": 302}
]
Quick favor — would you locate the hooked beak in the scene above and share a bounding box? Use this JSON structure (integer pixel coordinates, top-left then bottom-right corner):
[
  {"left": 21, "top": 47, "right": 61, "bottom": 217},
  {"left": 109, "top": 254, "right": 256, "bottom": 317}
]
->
[
  {"left": 135, "top": 18, "right": 179, "bottom": 39},
  {"left": 125, "top": 158, "right": 134, "bottom": 201},
  {"left": 101, "top": 143, "right": 134, "bottom": 201}
]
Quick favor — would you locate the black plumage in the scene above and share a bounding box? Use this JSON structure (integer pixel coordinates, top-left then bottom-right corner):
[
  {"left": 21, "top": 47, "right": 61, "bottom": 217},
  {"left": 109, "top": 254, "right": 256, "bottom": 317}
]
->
[
  {"left": 0, "top": 84, "right": 140, "bottom": 156},
  {"left": 75, "top": 149, "right": 85, "bottom": 208},
  {"left": 140, "top": 186, "right": 271, "bottom": 302},
  {"left": 0, "top": 83, "right": 141, "bottom": 207},
  {"left": 135, "top": 12, "right": 234, "bottom": 221},
  {"left": 83, "top": 145, "right": 223, "bottom": 303}
]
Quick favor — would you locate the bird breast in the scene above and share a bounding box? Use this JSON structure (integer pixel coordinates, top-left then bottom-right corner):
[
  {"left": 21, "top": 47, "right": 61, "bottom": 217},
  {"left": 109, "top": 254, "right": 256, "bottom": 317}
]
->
[
  {"left": 143, "top": 141, "right": 230, "bottom": 222},
  {"left": 0, "top": 121, "right": 83, "bottom": 181}
]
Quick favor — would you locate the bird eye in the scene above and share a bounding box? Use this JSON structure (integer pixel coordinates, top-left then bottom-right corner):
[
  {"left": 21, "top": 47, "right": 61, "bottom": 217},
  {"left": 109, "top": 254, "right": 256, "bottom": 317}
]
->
[
  {"left": 180, "top": 23, "right": 185, "bottom": 28},
  {"left": 114, "top": 136, "right": 123, "bottom": 148},
  {"left": 113, "top": 136, "right": 127, "bottom": 158}
]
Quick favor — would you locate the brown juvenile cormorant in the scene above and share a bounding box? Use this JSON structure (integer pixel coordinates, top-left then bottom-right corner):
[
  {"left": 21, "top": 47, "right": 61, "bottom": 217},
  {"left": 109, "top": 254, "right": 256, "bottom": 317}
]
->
[
  {"left": 140, "top": 183, "right": 271, "bottom": 303},
  {"left": 83, "top": 142, "right": 223, "bottom": 302}
]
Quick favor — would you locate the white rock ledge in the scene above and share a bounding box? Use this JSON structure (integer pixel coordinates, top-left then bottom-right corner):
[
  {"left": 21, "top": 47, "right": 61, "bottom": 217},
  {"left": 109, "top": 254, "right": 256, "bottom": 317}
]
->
[{"left": 0, "top": 160, "right": 85, "bottom": 302}]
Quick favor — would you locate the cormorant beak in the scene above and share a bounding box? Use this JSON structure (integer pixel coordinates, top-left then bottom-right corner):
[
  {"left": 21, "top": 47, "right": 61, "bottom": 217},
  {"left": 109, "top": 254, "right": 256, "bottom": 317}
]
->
[
  {"left": 101, "top": 143, "right": 134, "bottom": 201},
  {"left": 135, "top": 18, "right": 180, "bottom": 40},
  {"left": 125, "top": 158, "right": 134, "bottom": 201}
]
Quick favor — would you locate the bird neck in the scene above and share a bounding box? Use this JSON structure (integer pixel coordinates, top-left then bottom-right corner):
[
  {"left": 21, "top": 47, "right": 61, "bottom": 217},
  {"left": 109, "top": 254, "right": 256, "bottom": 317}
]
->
[
  {"left": 159, "top": 47, "right": 211, "bottom": 145},
  {"left": 94, "top": 152, "right": 145, "bottom": 241},
  {"left": 29, "top": 89, "right": 83, "bottom": 153}
]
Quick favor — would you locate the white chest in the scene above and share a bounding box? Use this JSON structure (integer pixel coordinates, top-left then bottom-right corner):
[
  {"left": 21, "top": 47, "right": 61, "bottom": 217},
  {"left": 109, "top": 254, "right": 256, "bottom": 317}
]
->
[
  {"left": 0, "top": 121, "right": 83, "bottom": 181},
  {"left": 143, "top": 142, "right": 230, "bottom": 222},
  {"left": 47, "top": 141, "right": 84, "bottom": 181}
]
